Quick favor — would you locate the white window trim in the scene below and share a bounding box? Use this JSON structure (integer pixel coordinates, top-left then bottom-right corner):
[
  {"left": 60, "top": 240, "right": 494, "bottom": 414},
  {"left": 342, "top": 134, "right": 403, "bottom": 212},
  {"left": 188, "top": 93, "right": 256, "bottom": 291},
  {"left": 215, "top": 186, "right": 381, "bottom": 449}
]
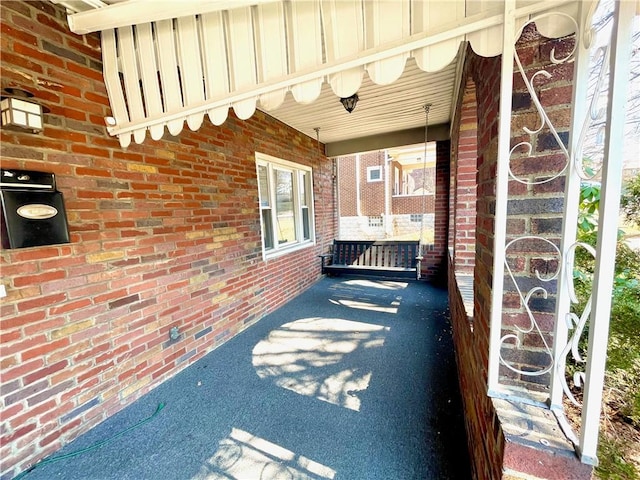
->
[
  {"left": 256, "top": 152, "right": 315, "bottom": 260},
  {"left": 367, "top": 165, "right": 382, "bottom": 182}
]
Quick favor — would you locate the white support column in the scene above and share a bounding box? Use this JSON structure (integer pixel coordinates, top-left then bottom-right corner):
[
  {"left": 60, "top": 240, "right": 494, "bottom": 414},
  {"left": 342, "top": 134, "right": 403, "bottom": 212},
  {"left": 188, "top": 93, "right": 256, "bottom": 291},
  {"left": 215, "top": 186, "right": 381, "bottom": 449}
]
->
[
  {"left": 549, "top": 1, "right": 591, "bottom": 411},
  {"left": 578, "top": 0, "right": 635, "bottom": 464},
  {"left": 487, "top": 0, "right": 516, "bottom": 394},
  {"left": 384, "top": 154, "right": 392, "bottom": 237}
]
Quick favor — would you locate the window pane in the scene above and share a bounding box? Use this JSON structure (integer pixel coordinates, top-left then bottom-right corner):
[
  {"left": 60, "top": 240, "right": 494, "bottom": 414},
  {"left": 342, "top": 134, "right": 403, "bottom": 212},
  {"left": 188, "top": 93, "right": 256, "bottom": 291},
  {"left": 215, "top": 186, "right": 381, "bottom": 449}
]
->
[
  {"left": 299, "top": 172, "right": 308, "bottom": 207},
  {"left": 258, "top": 165, "right": 270, "bottom": 207},
  {"left": 262, "top": 209, "right": 274, "bottom": 249},
  {"left": 302, "top": 207, "right": 310, "bottom": 240},
  {"left": 368, "top": 166, "right": 382, "bottom": 182},
  {"left": 275, "top": 169, "right": 295, "bottom": 244},
  {"left": 301, "top": 172, "right": 310, "bottom": 240}
]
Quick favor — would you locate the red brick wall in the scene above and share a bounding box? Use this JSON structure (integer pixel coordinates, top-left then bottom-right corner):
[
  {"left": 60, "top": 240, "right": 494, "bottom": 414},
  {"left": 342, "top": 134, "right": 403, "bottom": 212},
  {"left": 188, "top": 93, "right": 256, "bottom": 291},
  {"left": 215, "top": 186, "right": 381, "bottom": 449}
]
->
[
  {"left": 337, "top": 151, "right": 386, "bottom": 218},
  {"left": 470, "top": 48, "right": 500, "bottom": 479},
  {"left": 448, "top": 151, "right": 457, "bottom": 248},
  {"left": 419, "top": 140, "right": 449, "bottom": 281},
  {"left": 390, "top": 194, "right": 434, "bottom": 214},
  {"left": 337, "top": 155, "right": 357, "bottom": 217},
  {"left": 358, "top": 151, "right": 385, "bottom": 216},
  {"left": 500, "top": 25, "right": 575, "bottom": 391},
  {"left": 448, "top": 260, "right": 503, "bottom": 480},
  {"left": 0, "top": 2, "right": 335, "bottom": 477},
  {"left": 448, "top": 42, "right": 526, "bottom": 480},
  {"left": 453, "top": 79, "right": 479, "bottom": 274}
]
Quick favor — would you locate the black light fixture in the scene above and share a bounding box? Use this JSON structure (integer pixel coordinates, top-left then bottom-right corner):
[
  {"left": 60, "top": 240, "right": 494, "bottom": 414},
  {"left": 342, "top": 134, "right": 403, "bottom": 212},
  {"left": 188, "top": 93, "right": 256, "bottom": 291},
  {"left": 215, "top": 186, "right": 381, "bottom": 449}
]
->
[{"left": 340, "top": 93, "right": 358, "bottom": 113}]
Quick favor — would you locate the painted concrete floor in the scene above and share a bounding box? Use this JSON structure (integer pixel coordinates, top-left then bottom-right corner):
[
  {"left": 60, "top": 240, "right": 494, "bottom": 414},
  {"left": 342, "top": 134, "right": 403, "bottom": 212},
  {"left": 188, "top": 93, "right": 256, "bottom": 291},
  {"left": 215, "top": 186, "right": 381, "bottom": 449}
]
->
[{"left": 23, "top": 276, "right": 471, "bottom": 480}]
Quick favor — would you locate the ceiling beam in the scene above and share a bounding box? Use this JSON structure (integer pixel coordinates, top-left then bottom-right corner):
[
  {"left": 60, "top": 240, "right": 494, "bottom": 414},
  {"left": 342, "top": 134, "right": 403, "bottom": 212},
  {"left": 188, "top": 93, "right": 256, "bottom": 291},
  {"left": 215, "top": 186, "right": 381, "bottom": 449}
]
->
[
  {"left": 66, "top": 0, "right": 576, "bottom": 35},
  {"left": 325, "top": 123, "right": 450, "bottom": 158}
]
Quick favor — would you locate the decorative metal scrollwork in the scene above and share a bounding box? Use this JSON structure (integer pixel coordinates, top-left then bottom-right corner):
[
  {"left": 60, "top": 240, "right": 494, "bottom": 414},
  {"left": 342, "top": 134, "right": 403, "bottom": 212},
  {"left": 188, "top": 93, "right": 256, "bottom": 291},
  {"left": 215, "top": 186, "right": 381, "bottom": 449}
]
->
[
  {"left": 574, "top": 43, "right": 610, "bottom": 181},
  {"left": 500, "top": 12, "right": 577, "bottom": 379},
  {"left": 502, "top": 6, "right": 606, "bottom": 393},
  {"left": 508, "top": 12, "right": 579, "bottom": 186},
  {"left": 496, "top": 0, "right": 621, "bottom": 463},
  {"left": 556, "top": 241, "right": 597, "bottom": 406},
  {"left": 500, "top": 237, "right": 562, "bottom": 376}
]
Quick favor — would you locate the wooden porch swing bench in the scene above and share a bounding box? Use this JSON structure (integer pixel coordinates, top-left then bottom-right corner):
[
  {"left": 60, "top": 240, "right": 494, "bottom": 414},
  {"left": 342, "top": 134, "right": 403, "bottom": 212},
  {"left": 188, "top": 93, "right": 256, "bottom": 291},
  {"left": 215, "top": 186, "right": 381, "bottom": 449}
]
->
[{"left": 320, "top": 240, "right": 422, "bottom": 280}]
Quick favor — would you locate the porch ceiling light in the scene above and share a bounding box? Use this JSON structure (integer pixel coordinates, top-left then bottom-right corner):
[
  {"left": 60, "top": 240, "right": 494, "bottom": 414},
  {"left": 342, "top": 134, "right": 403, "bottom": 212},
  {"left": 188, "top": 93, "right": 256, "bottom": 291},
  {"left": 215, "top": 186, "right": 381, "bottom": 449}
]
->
[
  {"left": 0, "top": 88, "right": 47, "bottom": 133},
  {"left": 340, "top": 93, "right": 359, "bottom": 113}
]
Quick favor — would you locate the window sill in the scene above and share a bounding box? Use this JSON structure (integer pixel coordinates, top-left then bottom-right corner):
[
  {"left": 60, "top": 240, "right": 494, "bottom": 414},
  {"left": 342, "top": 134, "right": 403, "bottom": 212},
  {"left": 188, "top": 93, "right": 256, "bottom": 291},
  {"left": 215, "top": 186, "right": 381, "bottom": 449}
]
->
[
  {"left": 263, "top": 240, "right": 315, "bottom": 261},
  {"left": 391, "top": 193, "right": 433, "bottom": 197}
]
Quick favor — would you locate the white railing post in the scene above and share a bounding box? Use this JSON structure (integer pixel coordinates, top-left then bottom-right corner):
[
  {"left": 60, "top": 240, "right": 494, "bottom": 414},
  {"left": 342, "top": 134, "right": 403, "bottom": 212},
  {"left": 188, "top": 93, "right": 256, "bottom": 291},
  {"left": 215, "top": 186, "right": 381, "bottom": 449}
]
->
[
  {"left": 578, "top": 0, "right": 635, "bottom": 464},
  {"left": 487, "top": 0, "right": 516, "bottom": 394}
]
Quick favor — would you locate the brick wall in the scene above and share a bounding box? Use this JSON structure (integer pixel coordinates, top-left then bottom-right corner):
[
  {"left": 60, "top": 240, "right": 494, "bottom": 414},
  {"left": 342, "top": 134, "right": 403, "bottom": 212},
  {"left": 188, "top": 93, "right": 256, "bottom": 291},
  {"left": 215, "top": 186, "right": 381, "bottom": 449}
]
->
[
  {"left": 337, "top": 151, "right": 386, "bottom": 218},
  {"left": 448, "top": 261, "right": 594, "bottom": 480},
  {"left": 448, "top": 261, "right": 503, "bottom": 480},
  {"left": 467, "top": 48, "right": 499, "bottom": 478},
  {"left": 358, "top": 151, "right": 386, "bottom": 216},
  {"left": 448, "top": 26, "right": 592, "bottom": 479},
  {"left": 0, "top": 2, "right": 335, "bottom": 478},
  {"left": 390, "top": 194, "right": 434, "bottom": 215},
  {"left": 419, "top": 140, "right": 449, "bottom": 282},
  {"left": 500, "top": 25, "right": 576, "bottom": 391},
  {"left": 452, "top": 79, "right": 479, "bottom": 274},
  {"left": 337, "top": 155, "right": 357, "bottom": 217},
  {"left": 448, "top": 151, "right": 457, "bottom": 249}
]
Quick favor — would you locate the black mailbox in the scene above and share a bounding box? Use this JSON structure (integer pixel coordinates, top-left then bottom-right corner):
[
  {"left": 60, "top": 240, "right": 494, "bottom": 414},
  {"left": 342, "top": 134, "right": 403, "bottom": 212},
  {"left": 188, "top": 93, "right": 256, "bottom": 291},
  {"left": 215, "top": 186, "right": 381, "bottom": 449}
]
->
[{"left": 0, "top": 168, "right": 70, "bottom": 249}]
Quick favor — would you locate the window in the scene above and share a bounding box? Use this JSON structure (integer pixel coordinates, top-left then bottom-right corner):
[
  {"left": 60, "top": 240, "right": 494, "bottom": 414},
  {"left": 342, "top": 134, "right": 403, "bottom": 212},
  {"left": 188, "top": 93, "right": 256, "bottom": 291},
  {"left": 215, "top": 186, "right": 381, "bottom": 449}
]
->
[
  {"left": 368, "top": 216, "right": 383, "bottom": 227},
  {"left": 410, "top": 214, "right": 424, "bottom": 223},
  {"left": 256, "top": 153, "right": 314, "bottom": 258},
  {"left": 367, "top": 166, "right": 382, "bottom": 182}
]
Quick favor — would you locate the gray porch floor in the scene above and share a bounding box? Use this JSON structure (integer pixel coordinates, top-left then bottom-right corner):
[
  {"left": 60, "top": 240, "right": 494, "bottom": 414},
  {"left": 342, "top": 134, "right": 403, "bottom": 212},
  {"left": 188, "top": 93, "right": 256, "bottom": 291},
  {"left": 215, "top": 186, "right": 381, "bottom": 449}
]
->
[{"left": 23, "top": 276, "right": 471, "bottom": 480}]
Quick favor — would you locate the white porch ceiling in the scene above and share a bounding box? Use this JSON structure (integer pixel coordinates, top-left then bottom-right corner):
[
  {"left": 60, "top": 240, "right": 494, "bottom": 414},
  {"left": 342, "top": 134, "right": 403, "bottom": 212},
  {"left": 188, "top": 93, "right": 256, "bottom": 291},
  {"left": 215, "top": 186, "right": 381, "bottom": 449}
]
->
[
  {"left": 52, "top": 0, "right": 581, "bottom": 155},
  {"left": 269, "top": 56, "right": 458, "bottom": 152}
]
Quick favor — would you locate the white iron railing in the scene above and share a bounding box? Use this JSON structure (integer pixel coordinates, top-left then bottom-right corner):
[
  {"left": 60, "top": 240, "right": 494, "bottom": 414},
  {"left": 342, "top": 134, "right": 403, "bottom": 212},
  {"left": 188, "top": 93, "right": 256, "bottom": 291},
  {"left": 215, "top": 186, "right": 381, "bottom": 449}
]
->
[{"left": 488, "top": 0, "right": 637, "bottom": 465}]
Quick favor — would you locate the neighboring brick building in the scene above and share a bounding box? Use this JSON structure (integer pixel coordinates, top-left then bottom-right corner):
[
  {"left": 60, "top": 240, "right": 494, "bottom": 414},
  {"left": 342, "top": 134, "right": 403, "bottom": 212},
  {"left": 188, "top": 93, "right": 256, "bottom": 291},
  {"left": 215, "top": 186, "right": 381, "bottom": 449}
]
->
[{"left": 336, "top": 147, "right": 436, "bottom": 241}]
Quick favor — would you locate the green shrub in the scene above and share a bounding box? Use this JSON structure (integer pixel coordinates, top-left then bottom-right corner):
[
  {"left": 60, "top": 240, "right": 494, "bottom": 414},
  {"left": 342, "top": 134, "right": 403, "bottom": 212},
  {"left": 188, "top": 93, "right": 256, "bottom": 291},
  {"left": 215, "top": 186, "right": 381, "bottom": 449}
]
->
[
  {"left": 595, "top": 434, "right": 639, "bottom": 480},
  {"left": 573, "top": 181, "right": 640, "bottom": 478},
  {"left": 621, "top": 173, "right": 640, "bottom": 228}
]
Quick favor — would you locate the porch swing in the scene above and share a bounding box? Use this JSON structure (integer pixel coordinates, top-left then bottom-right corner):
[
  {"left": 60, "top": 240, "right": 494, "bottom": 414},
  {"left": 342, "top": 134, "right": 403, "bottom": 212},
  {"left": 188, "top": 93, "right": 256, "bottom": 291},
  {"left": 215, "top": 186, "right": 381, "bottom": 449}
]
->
[{"left": 319, "top": 105, "right": 432, "bottom": 281}]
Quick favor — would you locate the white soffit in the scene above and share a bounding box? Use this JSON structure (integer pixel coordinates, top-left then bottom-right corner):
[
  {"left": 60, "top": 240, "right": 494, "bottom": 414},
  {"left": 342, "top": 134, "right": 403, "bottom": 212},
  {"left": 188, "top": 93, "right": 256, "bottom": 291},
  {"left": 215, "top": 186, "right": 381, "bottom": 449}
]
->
[{"left": 61, "top": 0, "right": 581, "bottom": 148}]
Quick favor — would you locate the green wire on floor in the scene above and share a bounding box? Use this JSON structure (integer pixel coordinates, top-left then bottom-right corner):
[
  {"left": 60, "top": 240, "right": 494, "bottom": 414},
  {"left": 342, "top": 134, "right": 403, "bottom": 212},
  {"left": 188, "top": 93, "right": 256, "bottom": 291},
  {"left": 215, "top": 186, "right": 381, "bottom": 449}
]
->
[{"left": 14, "top": 402, "right": 166, "bottom": 480}]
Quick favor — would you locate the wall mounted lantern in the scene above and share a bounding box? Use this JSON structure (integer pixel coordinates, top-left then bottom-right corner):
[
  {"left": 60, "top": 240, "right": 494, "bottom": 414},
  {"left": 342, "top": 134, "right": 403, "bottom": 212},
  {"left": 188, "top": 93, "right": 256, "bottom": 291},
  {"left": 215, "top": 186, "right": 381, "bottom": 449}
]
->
[
  {"left": 1, "top": 88, "right": 46, "bottom": 133},
  {"left": 340, "top": 93, "right": 359, "bottom": 113}
]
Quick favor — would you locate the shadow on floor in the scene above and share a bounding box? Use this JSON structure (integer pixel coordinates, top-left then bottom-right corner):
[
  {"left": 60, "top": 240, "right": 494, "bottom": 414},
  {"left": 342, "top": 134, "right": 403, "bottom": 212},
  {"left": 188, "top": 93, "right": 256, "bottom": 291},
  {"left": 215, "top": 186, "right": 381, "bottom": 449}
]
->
[{"left": 23, "top": 276, "right": 471, "bottom": 480}]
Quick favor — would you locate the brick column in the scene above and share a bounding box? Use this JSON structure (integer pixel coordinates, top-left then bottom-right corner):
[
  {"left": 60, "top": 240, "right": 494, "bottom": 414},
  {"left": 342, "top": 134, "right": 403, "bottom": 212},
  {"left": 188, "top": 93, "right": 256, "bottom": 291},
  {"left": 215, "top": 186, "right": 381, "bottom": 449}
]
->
[
  {"left": 420, "top": 140, "right": 450, "bottom": 282},
  {"left": 447, "top": 27, "right": 592, "bottom": 479},
  {"left": 454, "top": 80, "right": 479, "bottom": 274}
]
